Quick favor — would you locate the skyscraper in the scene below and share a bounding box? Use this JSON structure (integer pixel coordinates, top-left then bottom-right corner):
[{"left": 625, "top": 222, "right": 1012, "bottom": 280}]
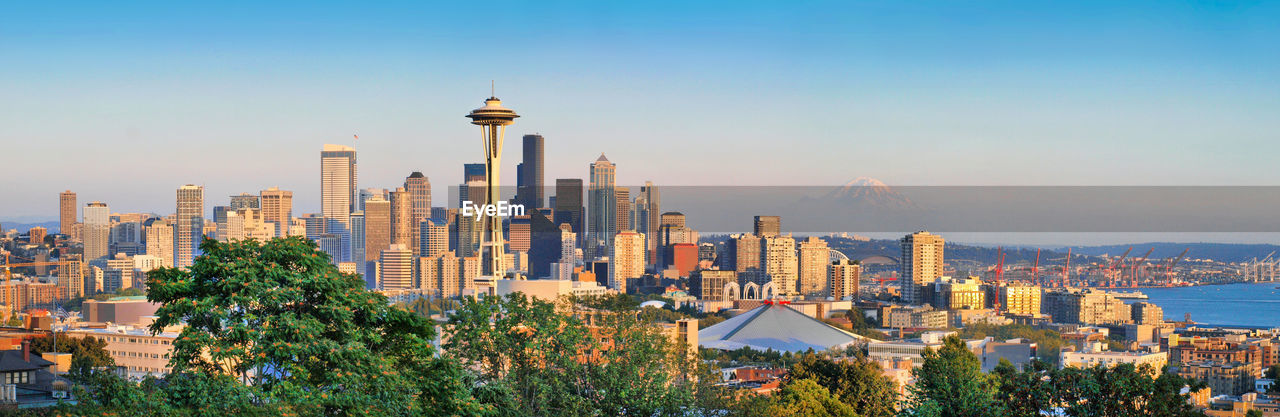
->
[
  {"left": 754, "top": 216, "right": 781, "bottom": 238},
  {"left": 230, "top": 193, "right": 260, "bottom": 210},
  {"left": 363, "top": 195, "right": 391, "bottom": 263},
  {"left": 615, "top": 187, "right": 632, "bottom": 233},
  {"left": 798, "top": 236, "right": 830, "bottom": 298},
  {"left": 762, "top": 234, "right": 797, "bottom": 298},
  {"left": 174, "top": 184, "right": 204, "bottom": 268},
  {"left": 405, "top": 172, "right": 431, "bottom": 251},
  {"left": 143, "top": 218, "right": 173, "bottom": 267},
  {"left": 829, "top": 259, "right": 861, "bottom": 301},
  {"left": 611, "top": 230, "right": 645, "bottom": 292},
  {"left": 635, "top": 182, "right": 660, "bottom": 265},
  {"left": 321, "top": 144, "right": 358, "bottom": 223},
  {"left": 516, "top": 134, "right": 544, "bottom": 209},
  {"left": 900, "top": 231, "right": 945, "bottom": 305},
  {"left": 59, "top": 190, "right": 77, "bottom": 238},
  {"left": 587, "top": 154, "right": 617, "bottom": 260},
  {"left": 260, "top": 187, "right": 293, "bottom": 237},
  {"left": 379, "top": 244, "right": 414, "bottom": 290},
  {"left": 419, "top": 219, "right": 449, "bottom": 259},
  {"left": 389, "top": 187, "right": 414, "bottom": 253},
  {"left": 554, "top": 179, "right": 584, "bottom": 238},
  {"left": 57, "top": 254, "right": 84, "bottom": 299},
  {"left": 83, "top": 201, "right": 110, "bottom": 263},
  {"left": 349, "top": 211, "right": 365, "bottom": 273}
]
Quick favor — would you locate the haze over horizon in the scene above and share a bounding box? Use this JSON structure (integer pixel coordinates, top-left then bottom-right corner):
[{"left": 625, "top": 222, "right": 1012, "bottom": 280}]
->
[{"left": 4, "top": 1, "right": 1278, "bottom": 246}]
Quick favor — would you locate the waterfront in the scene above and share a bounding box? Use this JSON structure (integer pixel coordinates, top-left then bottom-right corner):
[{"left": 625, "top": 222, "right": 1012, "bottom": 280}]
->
[{"left": 1134, "top": 282, "right": 1280, "bottom": 328}]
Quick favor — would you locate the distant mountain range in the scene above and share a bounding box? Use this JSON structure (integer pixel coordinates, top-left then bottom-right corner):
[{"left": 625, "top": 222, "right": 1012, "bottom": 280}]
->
[
  {"left": 0, "top": 220, "right": 59, "bottom": 234},
  {"left": 821, "top": 177, "right": 917, "bottom": 209},
  {"left": 1064, "top": 243, "right": 1280, "bottom": 263}
]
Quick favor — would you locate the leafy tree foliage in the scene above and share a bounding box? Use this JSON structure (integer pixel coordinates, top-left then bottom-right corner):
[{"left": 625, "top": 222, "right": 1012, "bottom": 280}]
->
[
  {"left": 64, "top": 237, "right": 482, "bottom": 416},
  {"left": 762, "top": 378, "right": 859, "bottom": 417},
  {"left": 787, "top": 352, "right": 897, "bottom": 417},
  {"left": 28, "top": 333, "right": 113, "bottom": 375},
  {"left": 444, "top": 293, "right": 735, "bottom": 416},
  {"left": 900, "top": 336, "right": 1002, "bottom": 417}
]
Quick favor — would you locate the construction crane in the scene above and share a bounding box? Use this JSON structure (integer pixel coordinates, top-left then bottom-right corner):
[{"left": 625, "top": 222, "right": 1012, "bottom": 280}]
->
[
  {"left": 1030, "top": 248, "right": 1040, "bottom": 284},
  {"left": 991, "top": 247, "right": 1006, "bottom": 283},
  {"left": 1062, "top": 248, "right": 1071, "bottom": 287},
  {"left": 1129, "top": 248, "right": 1154, "bottom": 285},
  {"left": 1105, "top": 247, "right": 1133, "bottom": 288},
  {"left": 1, "top": 253, "right": 70, "bottom": 315}
]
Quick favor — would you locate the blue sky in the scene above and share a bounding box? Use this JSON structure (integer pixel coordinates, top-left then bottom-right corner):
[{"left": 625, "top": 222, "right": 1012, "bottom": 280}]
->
[{"left": 2, "top": 1, "right": 1278, "bottom": 220}]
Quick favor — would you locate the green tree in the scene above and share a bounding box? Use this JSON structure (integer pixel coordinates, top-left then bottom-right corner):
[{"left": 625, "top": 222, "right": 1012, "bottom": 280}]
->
[
  {"left": 142, "top": 237, "right": 480, "bottom": 416},
  {"left": 900, "top": 336, "right": 1001, "bottom": 417},
  {"left": 764, "top": 378, "right": 860, "bottom": 417},
  {"left": 787, "top": 352, "right": 897, "bottom": 417},
  {"left": 1246, "top": 409, "right": 1264, "bottom": 417},
  {"left": 991, "top": 358, "right": 1052, "bottom": 417},
  {"left": 28, "top": 333, "right": 113, "bottom": 376}
]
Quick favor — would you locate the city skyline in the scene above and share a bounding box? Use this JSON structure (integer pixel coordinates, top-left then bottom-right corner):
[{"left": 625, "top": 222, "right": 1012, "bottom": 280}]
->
[{"left": 4, "top": 2, "right": 1280, "bottom": 221}]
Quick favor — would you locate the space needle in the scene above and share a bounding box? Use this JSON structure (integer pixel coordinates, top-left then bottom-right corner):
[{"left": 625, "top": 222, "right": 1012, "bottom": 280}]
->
[{"left": 466, "top": 87, "right": 519, "bottom": 278}]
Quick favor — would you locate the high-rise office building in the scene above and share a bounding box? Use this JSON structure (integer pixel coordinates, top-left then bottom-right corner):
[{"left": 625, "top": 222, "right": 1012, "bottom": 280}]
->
[
  {"left": 230, "top": 193, "right": 260, "bottom": 210},
  {"left": 587, "top": 154, "right": 617, "bottom": 260},
  {"left": 59, "top": 190, "right": 77, "bottom": 239},
  {"left": 762, "top": 235, "right": 797, "bottom": 298},
  {"left": 143, "top": 218, "right": 173, "bottom": 267},
  {"left": 349, "top": 211, "right": 365, "bottom": 274},
  {"left": 611, "top": 230, "right": 645, "bottom": 293},
  {"left": 615, "top": 187, "right": 632, "bottom": 233},
  {"left": 554, "top": 179, "right": 584, "bottom": 238},
  {"left": 321, "top": 144, "right": 358, "bottom": 226},
  {"left": 363, "top": 195, "right": 391, "bottom": 263},
  {"left": 722, "top": 233, "right": 762, "bottom": 281},
  {"left": 829, "top": 259, "right": 860, "bottom": 301},
  {"left": 260, "top": 187, "right": 293, "bottom": 237},
  {"left": 900, "top": 231, "right": 945, "bottom": 305},
  {"left": 174, "top": 185, "right": 204, "bottom": 268},
  {"left": 379, "top": 244, "right": 414, "bottom": 290},
  {"left": 635, "top": 182, "right": 660, "bottom": 265},
  {"left": 798, "top": 236, "right": 830, "bottom": 298},
  {"left": 754, "top": 216, "right": 781, "bottom": 238},
  {"left": 389, "top": 187, "right": 414, "bottom": 253},
  {"left": 419, "top": 219, "right": 449, "bottom": 259},
  {"left": 358, "top": 188, "right": 388, "bottom": 212},
  {"left": 517, "top": 134, "right": 545, "bottom": 209},
  {"left": 405, "top": 172, "right": 430, "bottom": 256},
  {"left": 57, "top": 254, "right": 84, "bottom": 299},
  {"left": 83, "top": 202, "right": 111, "bottom": 263},
  {"left": 998, "top": 282, "right": 1042, "bottom": 316},
  {"left": 507, "top": 215, "right": 531, "bottom": 253}
]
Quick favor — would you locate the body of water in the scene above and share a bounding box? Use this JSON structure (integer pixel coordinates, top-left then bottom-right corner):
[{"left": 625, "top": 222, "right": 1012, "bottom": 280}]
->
[{"left": 1132, "top": 282, "right": 1280, "bottom": 328}]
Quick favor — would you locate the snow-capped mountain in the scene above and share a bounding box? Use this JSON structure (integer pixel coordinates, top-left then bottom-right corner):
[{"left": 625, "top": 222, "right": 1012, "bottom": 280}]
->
[{"left": 821, "top": 177, "right": 917, "bottom": 209}]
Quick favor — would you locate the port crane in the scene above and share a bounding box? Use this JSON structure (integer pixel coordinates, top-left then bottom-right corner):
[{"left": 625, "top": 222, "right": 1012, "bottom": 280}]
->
[
  {"left": 1128, "top": 248, "right": 1154, "bottom": 285},
  {"left": 1105, "top": 247, "right": 1133, "bottom": 287},
  {"left": 1161, "top": 248, "right": 1189, "bottom": 283}
]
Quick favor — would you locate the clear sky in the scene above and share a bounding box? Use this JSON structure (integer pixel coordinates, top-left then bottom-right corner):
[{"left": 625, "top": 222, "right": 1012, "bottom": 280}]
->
[{"left": 2, "top": 1, "right": 1278, "bottom": 221}]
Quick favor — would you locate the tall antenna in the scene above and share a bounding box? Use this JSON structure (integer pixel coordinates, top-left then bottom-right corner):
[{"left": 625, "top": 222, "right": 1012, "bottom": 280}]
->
[{"left": 491, "top": 80, "right": 495, "bottom": 97}]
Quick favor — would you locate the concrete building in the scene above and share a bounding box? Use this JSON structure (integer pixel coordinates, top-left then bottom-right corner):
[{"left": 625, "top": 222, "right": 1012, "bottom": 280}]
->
[
  {"left": 320, "top": 144, "right": 357, "bottom": 226},
  {"left": 143, "top": 218, "right": 173, "bottom": 268},
  {"left": 59, "top": 190, "right": 77, "bottom": 241},
  {"left": 611, "top": 230, "right": 645, "bottom": 292},
  {"left": 797, "top": 236, "right": 829, "bottom": 298},
  {"left": 66, "top": 324, "right": 178, "bottom": 379},
  {"left": 82, "top": 297, "right": 162, "bottom": 325},
  {"left": 900, "top": 231, "right": 944, "bottom": 305},
  {"left": 260, "top": 187, "right": 293, "bottom": 237},
  {"left": 83, "top": 202, "right": 110, "bottom": 263},
  {"left": 753, "top": 216, "right": 780, "bottom": 238},
  {"left": 418, "top": 219, "right": 449, "bottom": 259},
  {"left": 1131, "top": 301, "right": 1164, "bottom": 325},
  {"left": 587, "top": 154, "right": 617, "bottom": 260},
  {"left": 1176, "top": 360, "right": 1259, "bottom": 396},
  {"left": 404, "top": 172, "right": 431, "bottom": 237},
  {"left": 363, "top": 195, "right": 390, "bottom": 263},
  {"left": 932, "top": 276, "right": 985, "bottom": 310},
  {"left": 379, "top": 244, "right": 414, "bottom": 290},
  {"left": 762, "top": 235, "right": 798, "bottom": 298},
  {"left": 635, "top": 182, "right": 660, "bottom": 266},
  {"left": 998, "top": 282, "right": 1042, "bottom": 316},
  {"left": 515, "top": 134, "right": 544, "bottom": 209},
  {"left": 174, "top": 184, "right": 204, "bottom": 268},
  {"left": 494, "top": 278, "right": 611, "bottom": 303},
  {"left": 829, "top": 259, "right": 860, "bottom": 301},
  {"left": 692, "top": 270, "right": 738, "bottom": 301},
  {"left": 389, "top": 187, "right": 414, "bottom": 255},
  {"left": 615, "top": 187, "right": 632, "bottom": 233},
  {"left": 1060, "top": 350, "right": 1168, "bottom": 375},
  {"left": 1043, "top": 289, "right": 1128, "bottom": 325}
]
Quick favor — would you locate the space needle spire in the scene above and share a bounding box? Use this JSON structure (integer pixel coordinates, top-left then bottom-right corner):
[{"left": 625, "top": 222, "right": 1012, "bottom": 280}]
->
[{"left": 466, "top": 89, "right": 519, "bottom": 278}]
